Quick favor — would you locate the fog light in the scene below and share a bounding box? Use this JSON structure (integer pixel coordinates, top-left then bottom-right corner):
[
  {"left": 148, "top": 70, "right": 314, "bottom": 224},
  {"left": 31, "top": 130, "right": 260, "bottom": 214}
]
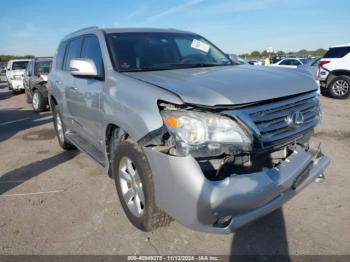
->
[{"left": 214, "top": 216, "right": 232, "bottom": 228}]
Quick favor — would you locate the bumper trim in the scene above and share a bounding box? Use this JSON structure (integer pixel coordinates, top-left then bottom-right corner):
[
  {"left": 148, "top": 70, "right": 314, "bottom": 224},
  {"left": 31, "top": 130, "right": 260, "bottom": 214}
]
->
[{"left": 144, "top": 145, "right": 330, "bottom": 234}]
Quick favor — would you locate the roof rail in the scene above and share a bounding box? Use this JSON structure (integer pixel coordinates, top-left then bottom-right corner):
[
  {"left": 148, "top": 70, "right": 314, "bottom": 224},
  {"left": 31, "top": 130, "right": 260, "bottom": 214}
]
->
[{"left": 69, "top": 26, "right": 99, "bottom": 35}]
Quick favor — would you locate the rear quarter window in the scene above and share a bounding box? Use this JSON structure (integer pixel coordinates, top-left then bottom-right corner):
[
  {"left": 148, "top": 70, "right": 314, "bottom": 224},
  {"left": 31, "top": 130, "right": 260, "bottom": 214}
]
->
[{"left": 323, "top": 47, "right": 350, "bottom": 58}]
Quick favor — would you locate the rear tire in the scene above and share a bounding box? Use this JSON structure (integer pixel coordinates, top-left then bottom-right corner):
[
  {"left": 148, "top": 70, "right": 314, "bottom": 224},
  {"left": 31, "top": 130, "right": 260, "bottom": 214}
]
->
[
  {"left": 32, "top": 89, "right": 48, "bottom": 112},
  {"left": 328, "top": 75, "right": 350, "bottom": 99},
  {"left": 52, "top": 106, "right": 76, "bottom": 150},
  {"left": 112, "top": 138, "right": 172, "bottom": 232}
]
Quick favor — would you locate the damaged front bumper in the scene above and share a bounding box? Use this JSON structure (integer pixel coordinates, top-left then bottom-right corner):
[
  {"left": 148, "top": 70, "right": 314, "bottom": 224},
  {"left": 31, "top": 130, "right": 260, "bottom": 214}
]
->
[
  {"left": 10, "top": 80, "right": 24, "bottom": 91},
  {"left": 144, "top": 145, "right": 330, "bottom": 234}
]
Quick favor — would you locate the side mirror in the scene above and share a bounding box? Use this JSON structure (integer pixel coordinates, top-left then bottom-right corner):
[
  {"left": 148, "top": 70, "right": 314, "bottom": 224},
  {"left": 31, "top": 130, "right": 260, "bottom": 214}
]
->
[
  {"left": 228, "top": 54, "right": 240, "bottom": 65},
  {"left": 69, "top": 58, "right": 98, "bottom": 78}
]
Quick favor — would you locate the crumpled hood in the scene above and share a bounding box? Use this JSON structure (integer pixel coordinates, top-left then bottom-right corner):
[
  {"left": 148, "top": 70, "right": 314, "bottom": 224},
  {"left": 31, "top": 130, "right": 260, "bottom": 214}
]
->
[{"left": 125, "top": 65, "right": 318, "bottom": 106}]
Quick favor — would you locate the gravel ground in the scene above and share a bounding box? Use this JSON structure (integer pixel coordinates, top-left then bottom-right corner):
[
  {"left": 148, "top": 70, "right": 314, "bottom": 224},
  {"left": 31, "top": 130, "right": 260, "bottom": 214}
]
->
[{"left": 0, "top": 82, "right": 349, "bottom": 256}]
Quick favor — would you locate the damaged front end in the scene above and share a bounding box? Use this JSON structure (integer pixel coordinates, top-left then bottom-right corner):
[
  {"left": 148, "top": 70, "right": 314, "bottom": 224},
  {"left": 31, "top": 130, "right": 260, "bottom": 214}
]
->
[{"left": 139, "top": 91, "right": 330, "bottom": 233}]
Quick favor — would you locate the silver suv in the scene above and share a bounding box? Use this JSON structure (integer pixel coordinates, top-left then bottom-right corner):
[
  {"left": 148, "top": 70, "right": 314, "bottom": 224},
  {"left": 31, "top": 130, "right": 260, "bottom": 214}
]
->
[{"left": 49, "top": 27, "right": 330, "bottom": 234}]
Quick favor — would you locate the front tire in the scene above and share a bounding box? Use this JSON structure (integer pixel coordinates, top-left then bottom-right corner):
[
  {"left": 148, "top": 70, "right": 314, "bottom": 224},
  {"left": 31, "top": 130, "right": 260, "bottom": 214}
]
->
[
  {"left": 328, "top": 75, "right": 350, "bottom": 99},
  {"left": 112, "top": 139, "right": 172, "bottom": 231},
  {"left": 32, "top": 89, "right": 48, "bottom": 112},
  {"left": 52, "top": 106, "right": 76, "bottom": 150}
]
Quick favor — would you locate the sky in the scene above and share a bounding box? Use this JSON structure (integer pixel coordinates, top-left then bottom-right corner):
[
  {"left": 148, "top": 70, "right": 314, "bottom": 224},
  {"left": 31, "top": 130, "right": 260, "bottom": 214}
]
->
[{"left": 0, "top": 0, "right": 349, "bottom": 56}]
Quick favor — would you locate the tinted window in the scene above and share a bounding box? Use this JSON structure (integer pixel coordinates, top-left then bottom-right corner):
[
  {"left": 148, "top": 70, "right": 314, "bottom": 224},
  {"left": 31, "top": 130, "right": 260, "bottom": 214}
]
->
[
  {"left": 280, "top": 59, "right": 292, "bottom": 65},
  {"left": 64, "top": 37, "right": 82, "bottom": 71},
  {"left": 107, "top": 32, "right": 231, "bottom": 72},
  {"left": 11, "top": 61, "right": 29, "bottom": 70},
  {"left": 291, "top": 59, "right": 301, "bottom": 66},
  {"left": 81, "top": 35, "right": 104, "bottom": 76},
  {"left": 35, "top": 60, "right": 52, "bottom": 75},
  {"left": 324, "top": 47, "right": 350, "bottom": 58},
  {"left": 56, "top": 41, "right": 68, "bottom": 70}
]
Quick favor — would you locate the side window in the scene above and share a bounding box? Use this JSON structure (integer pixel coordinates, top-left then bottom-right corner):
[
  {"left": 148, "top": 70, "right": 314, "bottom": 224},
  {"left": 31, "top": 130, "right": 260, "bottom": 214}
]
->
[
  {"left": 56, "top": 41, "right": 68, "bottom": 70},
  {"left": 25, "top": 61, "right": 32, "bottom": 75},
  {"left": 291, "top": 60, "right": 301, "bottom": 66},
  {"left": 64, "top": 37, "right": 83, "bottom": 71},
  {"left": 81, "top": 35, "right": 104, "bottom": 76},
  {"left": 324, "top": 47, "right": 350, "bottom": 58},
  {"left": 280, "top": 59, "right": 290, "bottom": 65}
]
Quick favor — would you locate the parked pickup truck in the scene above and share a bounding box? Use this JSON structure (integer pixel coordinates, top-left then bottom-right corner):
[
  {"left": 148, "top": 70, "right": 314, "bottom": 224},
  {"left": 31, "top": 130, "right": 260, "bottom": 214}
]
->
[
  {"left": 48, "top": 27, "right": 330, "bottom": 234},
  {"left": 24, "top": 57, "right": 53, "bottom": 112}
]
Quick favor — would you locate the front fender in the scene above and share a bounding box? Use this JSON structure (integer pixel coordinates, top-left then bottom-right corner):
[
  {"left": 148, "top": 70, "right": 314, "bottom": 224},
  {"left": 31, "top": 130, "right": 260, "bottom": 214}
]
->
[{"left": 102, "top": 71, "right": 183, "bottom": 141}]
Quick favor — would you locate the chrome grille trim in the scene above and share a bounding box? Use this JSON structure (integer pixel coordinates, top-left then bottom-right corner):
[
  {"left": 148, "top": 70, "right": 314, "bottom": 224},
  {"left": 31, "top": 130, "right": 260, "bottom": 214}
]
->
[{"left": 224, "top": 91, "right": 320, "bottom": 149}]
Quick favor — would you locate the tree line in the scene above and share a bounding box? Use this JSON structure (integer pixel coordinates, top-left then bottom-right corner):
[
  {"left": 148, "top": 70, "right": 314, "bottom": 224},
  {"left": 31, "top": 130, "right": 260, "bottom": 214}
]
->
[
  {"left": 240, "top": 48, "right": 327, "bottom": 59},
  {"left": 0, "top": 55, "right": 33, "bottom": 63}
]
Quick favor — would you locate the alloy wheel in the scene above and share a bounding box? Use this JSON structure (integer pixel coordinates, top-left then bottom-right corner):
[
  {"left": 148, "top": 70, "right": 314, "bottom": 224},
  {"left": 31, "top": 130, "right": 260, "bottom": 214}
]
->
[
  {"left": 332, "top": 80, "right": 349, "bottom": 96},
  {"left": 118, "top": 156, "right": 145, "bottom": 217},
  {"left": 32, "top": 92, "right": 39, "bottom": 110}
]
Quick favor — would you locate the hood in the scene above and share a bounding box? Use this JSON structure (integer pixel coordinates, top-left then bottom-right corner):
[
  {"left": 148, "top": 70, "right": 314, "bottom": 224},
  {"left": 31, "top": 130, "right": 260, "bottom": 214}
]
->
[
  {"left": 10, "top": 69, "right": 25, "bottom": 76},
  {"left": 125, "top": 65, "right": 317, "bottom": 106}
]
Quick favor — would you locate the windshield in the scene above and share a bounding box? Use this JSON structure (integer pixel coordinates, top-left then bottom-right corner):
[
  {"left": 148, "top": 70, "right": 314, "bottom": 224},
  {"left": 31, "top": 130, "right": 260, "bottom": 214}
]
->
[
  {"left": 35, "top": 60, "right": 52, "bottom": 75},
  {"left": 107, "top": 32, "right": 232, "bottom": 72},
  {"left": 12, "top": 61, "right": 29, "bottom": 70}
]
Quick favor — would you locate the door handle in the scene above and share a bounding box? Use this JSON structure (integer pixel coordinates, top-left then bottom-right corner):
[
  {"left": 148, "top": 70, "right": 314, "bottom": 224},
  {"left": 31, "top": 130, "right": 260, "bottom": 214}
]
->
[{"left": 70, "top": 86, "right": 78, "bottom": 91}]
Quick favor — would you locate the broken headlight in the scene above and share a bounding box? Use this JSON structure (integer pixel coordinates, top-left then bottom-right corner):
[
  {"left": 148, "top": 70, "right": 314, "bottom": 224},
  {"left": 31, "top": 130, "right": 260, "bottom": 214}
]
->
[{"left": 161, "top": 110, "right": 252, "bottom": 157}]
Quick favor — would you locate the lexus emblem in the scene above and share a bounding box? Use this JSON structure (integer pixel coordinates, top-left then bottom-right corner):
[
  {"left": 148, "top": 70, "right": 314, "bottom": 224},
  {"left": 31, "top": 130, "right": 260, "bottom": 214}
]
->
[{"left": 287, "top": 111, "right": 304, "bottom": 129}]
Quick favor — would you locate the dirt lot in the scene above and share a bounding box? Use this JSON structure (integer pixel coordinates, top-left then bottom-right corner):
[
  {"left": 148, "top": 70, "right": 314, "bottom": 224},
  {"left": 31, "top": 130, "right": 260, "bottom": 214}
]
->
[{"left": 0, "top": 82, "right": 349, "bottom": 256}]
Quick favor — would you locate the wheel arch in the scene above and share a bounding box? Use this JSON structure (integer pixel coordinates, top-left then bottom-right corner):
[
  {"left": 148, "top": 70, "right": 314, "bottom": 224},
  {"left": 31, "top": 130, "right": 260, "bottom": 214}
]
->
[{"left": 327, "top": 70, "right": 350, "bottom": 85}]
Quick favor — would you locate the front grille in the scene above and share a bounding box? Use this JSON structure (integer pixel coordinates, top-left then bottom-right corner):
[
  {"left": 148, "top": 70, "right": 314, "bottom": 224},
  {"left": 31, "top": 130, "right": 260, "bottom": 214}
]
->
[{"left": 226, "top": 91, "right": 320, "bottom": 149}]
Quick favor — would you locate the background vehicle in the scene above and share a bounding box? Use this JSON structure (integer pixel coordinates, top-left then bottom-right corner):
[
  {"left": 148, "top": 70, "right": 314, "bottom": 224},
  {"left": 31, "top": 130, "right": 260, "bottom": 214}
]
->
[
  {"left": 6, "top": 59, "right": 30, "bottom": 93},
  {"left": 271, "top": 57, "right": 309, "bottom": 68},
  {"left": 23, "top": 57, "right": 52, "bottom": 112},
  {"left": 298, "top": 56, "right": 321, "bottom": 80},
  {"left": 248, "top": 59, "right": 263, "bottom": 66},
  {"left": 318, "top": 45, "right": 350, "bottom": 99},
  {"left": 0, "top": 68, "right": 7, "bottom": 82},
  {"left": 49, "top": 27, "right": 329, "bottom": 234}
]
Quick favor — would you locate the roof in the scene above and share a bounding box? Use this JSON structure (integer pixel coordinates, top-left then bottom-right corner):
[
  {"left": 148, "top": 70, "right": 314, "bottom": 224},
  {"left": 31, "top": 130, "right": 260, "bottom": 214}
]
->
[
  {"left": 8, "top": 59, "right": 31, "bottom": 63},
  {"left": 330, "top": 44, "right": 350, "bottom": 48},
  {"left": 34, "top": 56, "right": 53, "bottom": 61},
  {"left": 102, "top": 27, "right": 194, "bottom": 34},
  {"left": 63, "top": 26, "right": 195, "bottom": 40}
]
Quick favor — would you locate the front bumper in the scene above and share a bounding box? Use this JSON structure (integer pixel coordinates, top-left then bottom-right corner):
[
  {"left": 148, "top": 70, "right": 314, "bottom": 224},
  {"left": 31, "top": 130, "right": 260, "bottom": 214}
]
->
[
  {"left": 9, "top": 80, "right": 24, "bottom": 90},
  {"left": 144, "top": 145, "right": 330, "bottom": 234}
]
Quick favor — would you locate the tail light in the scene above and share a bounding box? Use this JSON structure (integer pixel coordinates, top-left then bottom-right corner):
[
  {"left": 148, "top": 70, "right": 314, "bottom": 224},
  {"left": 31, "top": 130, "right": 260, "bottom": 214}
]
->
[{"left": 319, "top": 60, "right": 330, "bottom": 67}]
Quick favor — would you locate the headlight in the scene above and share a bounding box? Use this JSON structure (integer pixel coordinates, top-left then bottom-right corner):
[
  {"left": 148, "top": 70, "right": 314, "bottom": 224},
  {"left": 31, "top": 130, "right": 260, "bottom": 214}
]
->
[{"left": 161, "top": 110, "right": 252, "bottom": 157}]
